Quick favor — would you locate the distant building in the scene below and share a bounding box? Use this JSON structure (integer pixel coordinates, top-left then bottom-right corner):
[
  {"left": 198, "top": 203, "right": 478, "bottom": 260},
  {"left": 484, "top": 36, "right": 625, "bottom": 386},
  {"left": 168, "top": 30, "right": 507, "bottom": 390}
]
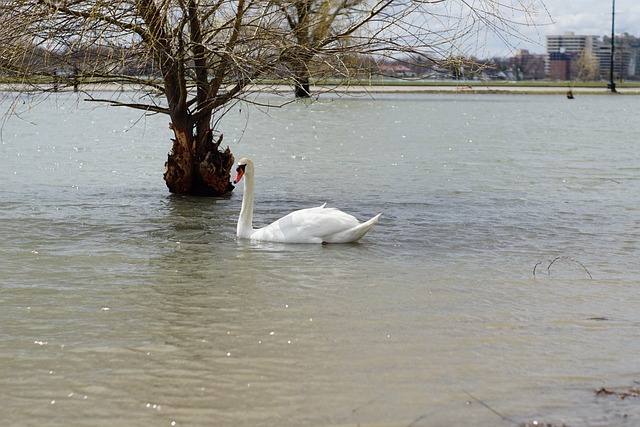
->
[
  {"left": 547, "top": 32, "right": 598, "bottom": 56},
  {"left": 602, "top": 33, "right": 639, "bottom": 79},
  {"left": 546, "top": 32, "right": 640, "bottom": 80},
  {"left": 547, "top": 52, "right": 572, "bottom": 80},
  {"left": 377, "top": 64, "right": 416, "bottom": 78},
  {"left": 546, "top": 32, "right": 598, "bottom": 79},
  {"left": 512, "top": 50, "right": 546, "bottom": 80}
]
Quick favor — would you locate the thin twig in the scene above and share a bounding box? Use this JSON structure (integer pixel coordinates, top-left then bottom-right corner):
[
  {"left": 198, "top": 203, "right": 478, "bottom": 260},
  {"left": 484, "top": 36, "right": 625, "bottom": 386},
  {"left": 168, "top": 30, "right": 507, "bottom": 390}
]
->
[
  {"left": 533, "top": 256, "right": 592, "bottom": 279},
  {"left": 532, "top": 261, "right": 544, "bottom": 278},
  {"left": 547, "top": 256, "right": 592, "bottom": 279},
  {"left": 464, "top": 391, "right": 518, "bottom": 425},
  {"left": 407, "top": 411, "right": 433, "bottom": 427}
]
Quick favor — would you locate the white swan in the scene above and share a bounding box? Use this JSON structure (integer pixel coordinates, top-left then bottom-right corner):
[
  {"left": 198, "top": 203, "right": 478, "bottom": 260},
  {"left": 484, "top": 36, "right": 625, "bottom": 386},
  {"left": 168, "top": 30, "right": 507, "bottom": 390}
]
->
[{"left": 233, "top": 158, "right": 380, "bottom": 243}]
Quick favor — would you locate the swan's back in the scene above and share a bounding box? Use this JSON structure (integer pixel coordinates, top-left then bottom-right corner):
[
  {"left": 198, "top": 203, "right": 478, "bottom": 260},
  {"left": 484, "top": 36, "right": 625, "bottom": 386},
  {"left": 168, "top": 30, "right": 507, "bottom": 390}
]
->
[{"left": 250, "top": 204, "right": 380, "bottom": 243}]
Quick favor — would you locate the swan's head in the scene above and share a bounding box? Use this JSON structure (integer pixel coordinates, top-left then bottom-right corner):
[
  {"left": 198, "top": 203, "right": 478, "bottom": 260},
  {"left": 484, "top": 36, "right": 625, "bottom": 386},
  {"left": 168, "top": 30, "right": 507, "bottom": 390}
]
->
[{"left": 233, "top": 158, "right": 254, "bottom": 184}]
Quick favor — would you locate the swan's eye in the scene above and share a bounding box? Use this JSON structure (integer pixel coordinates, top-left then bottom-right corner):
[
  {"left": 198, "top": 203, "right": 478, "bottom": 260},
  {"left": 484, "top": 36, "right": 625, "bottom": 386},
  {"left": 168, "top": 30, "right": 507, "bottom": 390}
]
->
[{"left": 236, "top": 164, "right": 246, "bottom": 173}]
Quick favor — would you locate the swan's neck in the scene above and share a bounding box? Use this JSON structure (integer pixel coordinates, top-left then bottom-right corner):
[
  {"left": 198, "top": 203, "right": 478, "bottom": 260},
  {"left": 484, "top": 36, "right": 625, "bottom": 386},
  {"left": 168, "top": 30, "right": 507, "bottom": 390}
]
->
[{"left": 237, "top": 171, "right": 255, "bottom": 238}]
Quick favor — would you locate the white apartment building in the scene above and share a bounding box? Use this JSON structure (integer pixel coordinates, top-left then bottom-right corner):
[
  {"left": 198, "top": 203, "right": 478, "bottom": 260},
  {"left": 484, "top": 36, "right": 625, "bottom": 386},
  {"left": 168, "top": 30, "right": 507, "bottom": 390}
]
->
[{"left": 546, "top": 32, "right": 599, "bottom": 56}]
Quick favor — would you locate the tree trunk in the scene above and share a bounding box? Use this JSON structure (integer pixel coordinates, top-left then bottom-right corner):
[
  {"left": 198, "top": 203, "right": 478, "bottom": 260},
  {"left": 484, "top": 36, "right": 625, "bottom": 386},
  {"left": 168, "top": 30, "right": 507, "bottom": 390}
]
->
[
  {"left": 294, "top": 77, "right": 311, "bottom": 98},
  {"left": 293, "top": 60, "right": 311, "bottom": 98},
  {"left": 164, "top": 122, "right": 235, "bottom": 196}
]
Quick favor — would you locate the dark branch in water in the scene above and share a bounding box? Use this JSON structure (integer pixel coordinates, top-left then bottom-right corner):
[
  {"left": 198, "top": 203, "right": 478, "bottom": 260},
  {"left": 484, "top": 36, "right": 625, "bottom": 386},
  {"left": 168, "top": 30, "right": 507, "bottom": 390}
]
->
[
  {"left": 596, "top": 386, "right": 640, "bottom": 399},
  {"left": 533, "top": 256, "right": 592, "bottom": 279},
  {"left": 464, "top": 392, "right": 571, "bottom": 427},
  {"left": 464, "top": 391, "right": 518, "bottom": 425},
  {"left": 602, "top": 178, "right": 621, "bottom": 184},
  {"left": 406, "top": 410, "right": 434, "bottom": 427}
]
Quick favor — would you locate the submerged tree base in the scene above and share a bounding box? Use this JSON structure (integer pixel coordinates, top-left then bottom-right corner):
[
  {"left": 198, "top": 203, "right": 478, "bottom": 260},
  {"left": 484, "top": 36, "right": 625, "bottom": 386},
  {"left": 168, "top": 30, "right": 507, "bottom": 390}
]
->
[{"left": 164, "top": 130, "right": 235, "bottom": 196}]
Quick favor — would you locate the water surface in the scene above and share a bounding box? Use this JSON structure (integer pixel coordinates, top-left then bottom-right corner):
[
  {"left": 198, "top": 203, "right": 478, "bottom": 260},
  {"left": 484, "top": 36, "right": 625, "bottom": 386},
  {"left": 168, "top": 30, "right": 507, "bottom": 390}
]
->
[{"left": 1, "top": 92, "right": 639, "bottom": 426}]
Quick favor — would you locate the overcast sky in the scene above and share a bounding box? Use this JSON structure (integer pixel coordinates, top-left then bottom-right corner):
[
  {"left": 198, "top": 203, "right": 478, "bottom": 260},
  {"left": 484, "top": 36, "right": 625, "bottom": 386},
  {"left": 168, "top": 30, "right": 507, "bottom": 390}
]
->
[{"left": 484, "top": 0, "right": 639, "bottom": 56}]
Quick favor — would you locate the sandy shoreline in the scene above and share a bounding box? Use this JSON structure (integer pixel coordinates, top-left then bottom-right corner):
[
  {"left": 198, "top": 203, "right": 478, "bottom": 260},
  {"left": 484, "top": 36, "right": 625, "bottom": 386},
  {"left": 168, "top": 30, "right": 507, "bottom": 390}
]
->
[
  {"left": 2, "top": 82, "right": 637, "bottom": 95},
  {"left": 277, "top": 82, "right": 637, "bottom": 94}
]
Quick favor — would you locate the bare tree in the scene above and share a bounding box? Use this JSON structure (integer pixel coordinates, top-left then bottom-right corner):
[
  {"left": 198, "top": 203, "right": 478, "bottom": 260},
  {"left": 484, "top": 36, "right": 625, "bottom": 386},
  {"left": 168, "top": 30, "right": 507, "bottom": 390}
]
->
[
  {"left": 273, "top": 0, "right": 366, "bottom": 97},
  {"left": 0, "top": 0, "right": 548, "bottom": 195},
  {"left": 575, "top": 50, "right": 600, "bottom": 81}
]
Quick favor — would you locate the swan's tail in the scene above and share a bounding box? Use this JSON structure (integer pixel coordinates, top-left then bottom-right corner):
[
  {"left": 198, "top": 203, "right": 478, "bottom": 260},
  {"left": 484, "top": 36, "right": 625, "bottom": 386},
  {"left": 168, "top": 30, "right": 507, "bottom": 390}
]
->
[{"left": 324, "top": 213, "right": 381, "bottom": 243}]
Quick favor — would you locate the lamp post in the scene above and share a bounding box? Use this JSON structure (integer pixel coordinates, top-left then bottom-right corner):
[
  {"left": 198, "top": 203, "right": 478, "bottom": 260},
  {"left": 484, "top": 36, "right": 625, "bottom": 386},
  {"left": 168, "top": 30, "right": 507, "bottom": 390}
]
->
[{"left": 608, "top": 0, "right": 617, "bottom": 92}]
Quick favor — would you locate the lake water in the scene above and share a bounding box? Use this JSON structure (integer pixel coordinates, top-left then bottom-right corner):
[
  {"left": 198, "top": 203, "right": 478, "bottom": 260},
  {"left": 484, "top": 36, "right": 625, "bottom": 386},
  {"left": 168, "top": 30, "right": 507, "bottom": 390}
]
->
[{"left": 1, "top": 91, "right": 639, "bottom": 427}]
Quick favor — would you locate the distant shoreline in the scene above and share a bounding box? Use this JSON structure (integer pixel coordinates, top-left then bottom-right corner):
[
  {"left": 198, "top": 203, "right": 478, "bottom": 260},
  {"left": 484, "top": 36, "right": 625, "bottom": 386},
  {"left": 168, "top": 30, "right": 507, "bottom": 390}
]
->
[
  {"left": 302, "top": 83, "right": 640, "bottom": 95},
  {"left": 2, "top": 82, "right": 638, "bottom": 95}
]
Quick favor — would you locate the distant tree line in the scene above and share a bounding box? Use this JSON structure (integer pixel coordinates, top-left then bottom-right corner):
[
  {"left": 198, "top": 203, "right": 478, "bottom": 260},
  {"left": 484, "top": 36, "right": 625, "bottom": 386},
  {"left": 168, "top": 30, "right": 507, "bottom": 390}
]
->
[
  {"left": 377, "top": 52, "right": 547, "bottom": 81},
  {"left": 2, "top": 44, "right": 552, "bottom": 83}
]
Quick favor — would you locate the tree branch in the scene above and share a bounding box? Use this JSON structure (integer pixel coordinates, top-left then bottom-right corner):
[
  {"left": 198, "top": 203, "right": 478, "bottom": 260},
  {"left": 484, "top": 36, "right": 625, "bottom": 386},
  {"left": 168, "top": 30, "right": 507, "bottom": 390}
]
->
[{"left": 84, "top": 97, "right": 170, "bottom": 115}]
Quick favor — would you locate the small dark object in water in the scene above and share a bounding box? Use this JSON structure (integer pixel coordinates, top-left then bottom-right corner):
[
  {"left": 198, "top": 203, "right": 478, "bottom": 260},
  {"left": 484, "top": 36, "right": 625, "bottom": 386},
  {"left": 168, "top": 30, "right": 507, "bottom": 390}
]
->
[
  {"left": 596, "top": 386, "right": 640, "bottom": 399},
  {"left": 566, "top": 90, "right": 574, "bottom": 99}
]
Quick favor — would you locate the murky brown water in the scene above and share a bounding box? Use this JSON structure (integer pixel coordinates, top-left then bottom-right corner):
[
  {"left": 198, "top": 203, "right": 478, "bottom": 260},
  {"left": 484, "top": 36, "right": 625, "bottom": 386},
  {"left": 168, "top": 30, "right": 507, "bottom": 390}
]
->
[{"left": 2, "top": 92, "right": 640, "bottom": 426}]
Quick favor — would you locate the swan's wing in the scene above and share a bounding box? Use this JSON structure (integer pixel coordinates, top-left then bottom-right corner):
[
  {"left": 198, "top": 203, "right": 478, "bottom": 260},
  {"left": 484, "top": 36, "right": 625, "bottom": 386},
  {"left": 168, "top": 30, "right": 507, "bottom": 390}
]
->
[{"left": 250, "top": 205, "right": 369, "bottom": 243}]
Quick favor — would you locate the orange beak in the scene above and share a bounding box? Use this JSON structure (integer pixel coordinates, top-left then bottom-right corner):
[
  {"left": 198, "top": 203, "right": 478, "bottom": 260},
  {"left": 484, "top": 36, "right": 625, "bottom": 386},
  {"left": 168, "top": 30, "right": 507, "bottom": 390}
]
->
[{"left": 233, "top": 165, "right": 245, "bottom": 184}]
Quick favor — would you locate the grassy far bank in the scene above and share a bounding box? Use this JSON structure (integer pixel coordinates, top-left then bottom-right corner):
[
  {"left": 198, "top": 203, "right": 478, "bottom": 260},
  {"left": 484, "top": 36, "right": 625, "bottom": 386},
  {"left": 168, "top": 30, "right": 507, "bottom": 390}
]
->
[
  {"left": 3, "top": 75, "right": 638, "bottom": 86},
  {"left": 331, "top": 78, "right": 640, "bottom": 94},
  {"left": 2, "top": 76, "right": 640, "bottom": 94},
  {"left": 358, "top": 79, "right": 640, "bottom": 89},
  {"left": 311, "top": 78, "right": 640, "bottom": 95}
]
